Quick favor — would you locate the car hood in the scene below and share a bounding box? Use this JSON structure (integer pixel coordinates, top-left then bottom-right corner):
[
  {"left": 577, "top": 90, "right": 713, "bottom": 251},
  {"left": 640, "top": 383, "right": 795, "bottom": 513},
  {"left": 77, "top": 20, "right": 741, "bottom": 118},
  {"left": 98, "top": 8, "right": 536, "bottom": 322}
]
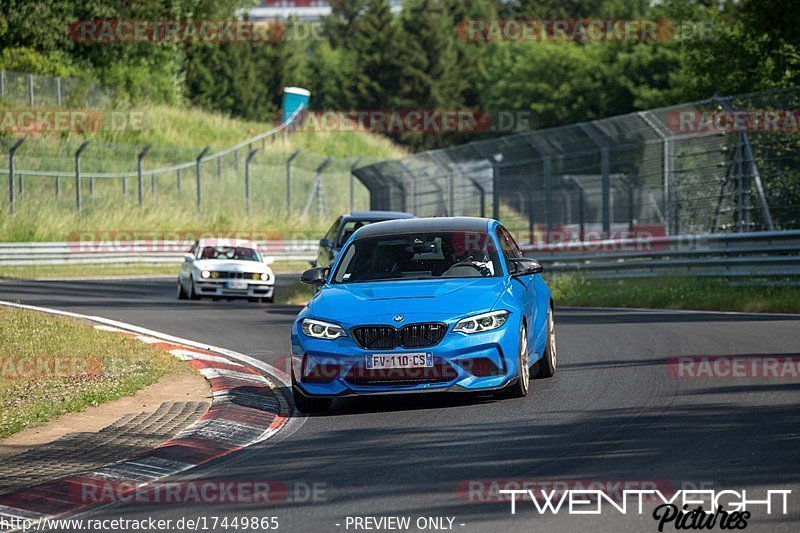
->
[
  {"left": 193, "top": 260, "right": 269, "bottom": 273},
  {"left": 309, "top": 277, "right": 508, "bottom": 322}
]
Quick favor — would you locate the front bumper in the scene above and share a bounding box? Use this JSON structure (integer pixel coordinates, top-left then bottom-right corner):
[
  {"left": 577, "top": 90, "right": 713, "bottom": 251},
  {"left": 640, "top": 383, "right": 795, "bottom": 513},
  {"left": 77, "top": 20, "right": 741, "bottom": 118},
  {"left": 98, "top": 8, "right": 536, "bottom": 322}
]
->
[
  {"left": 290, "top": 319, "right": 523, "bottom": 398},
  {"left": 195, "top": 280, "right": 274, "bottom": 298}
]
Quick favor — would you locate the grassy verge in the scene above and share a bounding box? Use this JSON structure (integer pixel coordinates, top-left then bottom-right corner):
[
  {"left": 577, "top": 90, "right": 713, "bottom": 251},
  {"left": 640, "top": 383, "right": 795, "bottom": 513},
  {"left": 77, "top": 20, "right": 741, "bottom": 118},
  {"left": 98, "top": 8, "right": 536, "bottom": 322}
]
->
[
  {"left": 0, "top": 306, "right": 190, "bottom": 438},
  {"left": 549, "top": 275, "right": 800, "bottom": 314},
  {"left": 275, "top": 280, "right": 316, "bottom": 305},
  {"left": 1, "top": 104, "right": 407, "bottom": 243},
  {"left": 0, "top": 261, "right": 311, "bottom": 280}
]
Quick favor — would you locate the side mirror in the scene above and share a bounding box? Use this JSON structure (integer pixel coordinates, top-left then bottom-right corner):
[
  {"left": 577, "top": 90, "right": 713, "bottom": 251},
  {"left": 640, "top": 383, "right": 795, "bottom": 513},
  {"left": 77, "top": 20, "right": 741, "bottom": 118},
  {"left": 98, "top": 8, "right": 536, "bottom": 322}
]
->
[
  {"left": 301, "top": 266, "right": 329, "bottom": 287},
  {"left": 509, "top": 258, "right": 544, "bottom": 277},
  {"left": 319, "top": 237, "right": 330, "bottom": 248},
  {"left": 183, "top": 253, "right": 194, "bottom": 262}
]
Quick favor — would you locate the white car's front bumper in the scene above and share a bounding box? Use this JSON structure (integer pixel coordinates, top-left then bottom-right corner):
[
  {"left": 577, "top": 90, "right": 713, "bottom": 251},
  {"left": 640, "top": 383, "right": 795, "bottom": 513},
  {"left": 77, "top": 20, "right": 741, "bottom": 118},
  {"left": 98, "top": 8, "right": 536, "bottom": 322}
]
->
[{"left": 194, "top": 280, "right": 275, "bottom": 299}]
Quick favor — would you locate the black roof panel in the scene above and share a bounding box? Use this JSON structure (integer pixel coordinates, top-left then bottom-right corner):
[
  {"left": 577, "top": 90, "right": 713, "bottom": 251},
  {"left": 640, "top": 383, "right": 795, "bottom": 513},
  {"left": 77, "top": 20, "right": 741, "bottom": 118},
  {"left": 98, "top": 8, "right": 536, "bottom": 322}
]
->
[{"left": 354, "top": 217, "right": 492, "bottom": 239}]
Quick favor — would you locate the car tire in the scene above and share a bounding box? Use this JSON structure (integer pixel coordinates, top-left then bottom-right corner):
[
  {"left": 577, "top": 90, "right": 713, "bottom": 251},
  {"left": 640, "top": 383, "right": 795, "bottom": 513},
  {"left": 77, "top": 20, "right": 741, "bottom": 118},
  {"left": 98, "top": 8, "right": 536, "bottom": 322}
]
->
[
  {"left": 506, "top": 322, "right": 530, "bottom": 398},
  {"left": 292, "top": 381, "right": 332, "bottom": 413},
  {"left": 533, "top": 305, "right": 557, "bottom": 379},
  {"left": 188, "top": 280, "right": 200, "bottom": 300},
  {"left": 177, "top": 279, "right": 188, "bottom": 300}
]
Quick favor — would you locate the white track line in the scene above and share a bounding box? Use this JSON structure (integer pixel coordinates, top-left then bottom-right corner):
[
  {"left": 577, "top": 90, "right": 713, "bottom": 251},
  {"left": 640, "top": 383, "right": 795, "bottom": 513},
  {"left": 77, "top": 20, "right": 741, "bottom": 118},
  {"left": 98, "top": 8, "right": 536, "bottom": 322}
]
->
[{"left": 0, "top": 299, "right": 291, "bottom": 385}]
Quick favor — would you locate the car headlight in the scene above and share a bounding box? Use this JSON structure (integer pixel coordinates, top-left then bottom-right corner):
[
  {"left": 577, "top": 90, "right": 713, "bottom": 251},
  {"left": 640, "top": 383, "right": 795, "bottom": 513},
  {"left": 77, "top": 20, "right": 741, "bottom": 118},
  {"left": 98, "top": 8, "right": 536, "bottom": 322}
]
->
[
  {"left": 301, "top": 319, "right": 346, "bottom": 340},
  {"left": 453, "top": 310, "right": 509, "bottom": 334},
  {"left": 211, "top": 271, "right": 220, "bottom": 278},
  {"left": 201, "top": 270, "right": 211, "bottom": 279},
  {"left": 260, "top": 272, "right": 270, "bottom": 281}
]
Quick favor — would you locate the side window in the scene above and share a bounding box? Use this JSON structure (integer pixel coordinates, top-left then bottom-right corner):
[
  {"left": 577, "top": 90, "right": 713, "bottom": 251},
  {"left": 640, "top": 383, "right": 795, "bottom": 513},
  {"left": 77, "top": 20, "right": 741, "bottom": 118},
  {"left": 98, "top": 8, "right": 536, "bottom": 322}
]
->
[
  {"left": 504, "top": 228, "right": 524, "bottom": 258},
  {"left": 496, "top": 227, "right": 521, "bottom": 259},
  {"left": 496, "top": 227, "right": 522, "bottom": 272},
  {"left": 324, "top": 217, "right": 341, "bottom": 242}
]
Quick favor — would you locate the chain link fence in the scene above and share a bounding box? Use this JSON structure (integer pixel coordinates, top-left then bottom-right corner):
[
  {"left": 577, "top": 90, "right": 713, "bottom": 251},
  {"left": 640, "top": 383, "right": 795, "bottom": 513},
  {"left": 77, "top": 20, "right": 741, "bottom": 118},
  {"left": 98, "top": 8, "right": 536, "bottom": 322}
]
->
[
  {"left": 0, "top": 108, "right": 377, "bottom": 232},
  {"left": 355, "top": 87, "right": 800, "bottom": 244},
  {"left": 0, "top": 70, "right": 109, "bottom": 108}
]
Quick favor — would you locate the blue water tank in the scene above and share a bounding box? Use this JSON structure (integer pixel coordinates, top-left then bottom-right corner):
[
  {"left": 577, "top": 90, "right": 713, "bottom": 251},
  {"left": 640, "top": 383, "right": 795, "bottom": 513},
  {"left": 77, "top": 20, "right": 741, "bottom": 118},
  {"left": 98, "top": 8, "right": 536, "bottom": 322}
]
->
[{"left": 282, "top": 87, "right": 311, "bottom": 125}]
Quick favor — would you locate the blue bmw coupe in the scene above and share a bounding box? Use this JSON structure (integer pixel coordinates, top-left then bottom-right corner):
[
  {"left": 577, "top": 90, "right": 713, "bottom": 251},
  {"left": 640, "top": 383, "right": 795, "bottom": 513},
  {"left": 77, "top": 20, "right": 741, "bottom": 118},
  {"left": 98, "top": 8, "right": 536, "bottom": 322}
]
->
[{"left": 290, "top": 217, "right": 557, "bottom": 412}]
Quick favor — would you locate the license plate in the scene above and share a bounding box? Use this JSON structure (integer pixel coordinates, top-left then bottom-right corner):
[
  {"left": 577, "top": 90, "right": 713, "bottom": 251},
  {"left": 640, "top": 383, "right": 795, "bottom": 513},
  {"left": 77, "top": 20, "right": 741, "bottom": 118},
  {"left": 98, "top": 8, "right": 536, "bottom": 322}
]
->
[
  {"left": 366, "top": 353, "right": 433, "bottom": 370},
  {"left": 227, "top": 280, "right": 248, "bottom": 290}
]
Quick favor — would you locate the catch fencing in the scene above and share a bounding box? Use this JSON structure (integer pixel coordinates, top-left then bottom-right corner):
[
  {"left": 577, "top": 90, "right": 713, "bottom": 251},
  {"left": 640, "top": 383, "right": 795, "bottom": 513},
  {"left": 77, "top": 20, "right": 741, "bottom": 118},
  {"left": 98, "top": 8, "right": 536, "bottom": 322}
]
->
[
  {"left": 1, "top": 108, "right": 378, "bottom": 221},
  {"left": 0, "top": 70, "right": 109, "bottom": 108},
  {"left": 354, "top": 87, "right": 800, "bottom": 244}
]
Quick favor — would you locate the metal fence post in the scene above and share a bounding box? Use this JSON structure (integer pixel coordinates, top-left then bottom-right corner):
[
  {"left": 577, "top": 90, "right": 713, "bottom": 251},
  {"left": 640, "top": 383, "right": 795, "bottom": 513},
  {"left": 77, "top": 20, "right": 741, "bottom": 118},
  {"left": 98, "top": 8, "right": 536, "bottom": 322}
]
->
[
  {"left": 177, "top": 168, "right": 182, "bottom": 192},
  {"left": 245, "top": 148, "right": 258, "bottom": 218},
  {"left": 122, "top": 175, "right": 127, "bottom": 196},
  {"left": 543, "top": 157, "right": 553, "bottom": 243},
  {"left": 0, "top": 70, "right": 5, "bottom": 98},
  {"left": 196, "top": 147, "right": 210, "bottom": 219},
  {"left": 56, "top": 77, "right": 63, "bottom": 106},
  {"left": 638, "top": 111, "right": 674, "bottom": 236},
  {"left": 466, "top": 177, "right": 485, "bottom": 218},
  {"left": 714, "top": 93, "right": 774, "bottom": 231},
  {"left": 56, "top": 176, "right": 60, "bottom": 197},
  {"left": 8, "top": 138, "right": 24, "bottom": 214},
  {"left": 349, "top": 158, "right": 363, "bottom": 213},
  {"left": 28, "top": 74, "right": 34, "bottom": 106},
  {"left": 217, "top": 157, "right": 222, "bottom": 179},
  {"left": 137, "top": 145, "right": 151, "bottom": 207},
  {"left": 90, "top": 175, "right": 95, "bottom": 196},
  {"left": 75, "top": 141, "right": 90, "bottom": 214},
  {"left": 579, "top": 123, "right": 611, "bottom": 238},
  {"left": 492, "top": 154, "right": 503, "bottom": 220},
  {"left": 302, "top": 159, "right": 332, "bottom": 219},
  {"left": 286, "top": 151, "right": 301, "bottom": 216},
  {"left": 566, "top": 176, "right": 585, "bottom": 242}
]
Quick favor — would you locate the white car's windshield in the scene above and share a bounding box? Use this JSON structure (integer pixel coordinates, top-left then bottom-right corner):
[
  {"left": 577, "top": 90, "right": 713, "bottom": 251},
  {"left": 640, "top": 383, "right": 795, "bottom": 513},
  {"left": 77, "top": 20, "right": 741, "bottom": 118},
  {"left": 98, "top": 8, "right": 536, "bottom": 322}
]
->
[
  {"left": 332, "top": 232, "right": 501, "bottom": 283},
  {"left": 199, "top": 246, "right": 261, "bottom": 262}
]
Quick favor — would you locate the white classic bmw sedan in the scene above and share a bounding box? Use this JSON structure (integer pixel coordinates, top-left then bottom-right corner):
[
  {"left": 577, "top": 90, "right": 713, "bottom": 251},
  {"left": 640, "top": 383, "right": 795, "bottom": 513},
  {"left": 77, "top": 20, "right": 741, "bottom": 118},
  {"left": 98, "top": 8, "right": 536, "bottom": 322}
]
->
[{"left": 177, "top": 239, "right": 275, "bottom": 302}]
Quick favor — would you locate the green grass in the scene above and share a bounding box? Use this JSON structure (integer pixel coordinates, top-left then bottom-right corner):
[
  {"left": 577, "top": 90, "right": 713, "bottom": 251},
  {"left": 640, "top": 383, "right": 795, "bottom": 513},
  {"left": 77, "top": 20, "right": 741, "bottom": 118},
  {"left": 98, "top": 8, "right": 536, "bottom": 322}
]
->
[
  {"left": 0, "top": 261, "right": 310, "bottom": 280},
  {"left": 549, "top": 275, "right": 800, "bottom": 314},
  {"left": 0, "top": 306, "right": 191, "bottom": 438},
  {"left": 275, "top": 280, "right": 316, "bottom": 305},
  {"left": 1, "top": 104, "right": 407, "bottom": 243}
]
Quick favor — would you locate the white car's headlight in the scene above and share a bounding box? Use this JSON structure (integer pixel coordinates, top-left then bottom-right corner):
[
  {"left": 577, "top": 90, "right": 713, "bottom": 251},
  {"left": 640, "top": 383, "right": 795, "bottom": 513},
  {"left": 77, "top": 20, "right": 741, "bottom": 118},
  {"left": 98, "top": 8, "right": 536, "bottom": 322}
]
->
[
  {"left": 200, "top": 270, "right": 211, "bottom": 279},
  {"left": 453, "top": 310, "right": 509, "bottom": 334},
  {"left": 260, "top": 272, "right": 270, "bottom": 281},
  {"left": 301, "top": 318, "right": 346, "bottom": 340}
]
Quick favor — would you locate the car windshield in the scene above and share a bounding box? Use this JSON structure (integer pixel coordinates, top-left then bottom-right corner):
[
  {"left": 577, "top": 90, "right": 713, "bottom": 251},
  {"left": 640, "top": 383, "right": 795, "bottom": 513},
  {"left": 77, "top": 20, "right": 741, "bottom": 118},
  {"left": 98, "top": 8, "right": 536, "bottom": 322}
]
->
[
  {"left": 199, "top": 246, "right": 261, "bottom": 262},
  {"left": 332, "top": 231, "right": 501, "bottom": 283},
  {"left": 336, "top": 220, "right": 374, "bottom": 247}
]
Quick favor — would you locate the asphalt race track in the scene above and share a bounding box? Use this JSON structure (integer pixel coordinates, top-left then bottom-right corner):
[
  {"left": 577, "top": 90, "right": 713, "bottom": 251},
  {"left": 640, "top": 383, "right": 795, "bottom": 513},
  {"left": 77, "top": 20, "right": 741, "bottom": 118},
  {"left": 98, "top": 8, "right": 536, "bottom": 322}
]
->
[{"left": 1, "top": 276, "right": 799, "bottom": 532}]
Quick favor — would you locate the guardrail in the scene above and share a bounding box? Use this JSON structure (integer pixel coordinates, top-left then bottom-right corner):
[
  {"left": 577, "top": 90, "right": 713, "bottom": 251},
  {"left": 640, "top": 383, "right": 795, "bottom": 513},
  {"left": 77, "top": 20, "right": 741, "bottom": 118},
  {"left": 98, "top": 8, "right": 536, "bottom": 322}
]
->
[
  {"left": 3, "top": 230, "right": 799, "bottom": 279},
  {"left": 522, "top": 229, "right": 800, "bottom": 279},
  {"left": 0, "top": 240, "right": 318, "bottom": 267}
]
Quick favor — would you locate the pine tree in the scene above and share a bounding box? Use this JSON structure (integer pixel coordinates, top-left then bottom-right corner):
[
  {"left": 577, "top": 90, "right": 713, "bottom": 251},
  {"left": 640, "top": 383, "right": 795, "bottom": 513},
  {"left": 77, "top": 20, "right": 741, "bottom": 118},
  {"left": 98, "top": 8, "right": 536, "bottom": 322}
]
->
[
  {"left": 392, "top": 0, "right": 467, "bottom": 149},
  {"left": 351, "top": 0, "right": 404, "bottom": 110}
]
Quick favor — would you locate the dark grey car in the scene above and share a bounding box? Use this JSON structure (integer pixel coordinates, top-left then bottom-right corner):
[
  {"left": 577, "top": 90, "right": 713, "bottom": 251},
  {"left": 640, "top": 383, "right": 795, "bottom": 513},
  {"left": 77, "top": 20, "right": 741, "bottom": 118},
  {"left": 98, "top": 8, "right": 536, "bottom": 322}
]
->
[{"left": 313, "top": 211, "right": 414, "bottom": 267}]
